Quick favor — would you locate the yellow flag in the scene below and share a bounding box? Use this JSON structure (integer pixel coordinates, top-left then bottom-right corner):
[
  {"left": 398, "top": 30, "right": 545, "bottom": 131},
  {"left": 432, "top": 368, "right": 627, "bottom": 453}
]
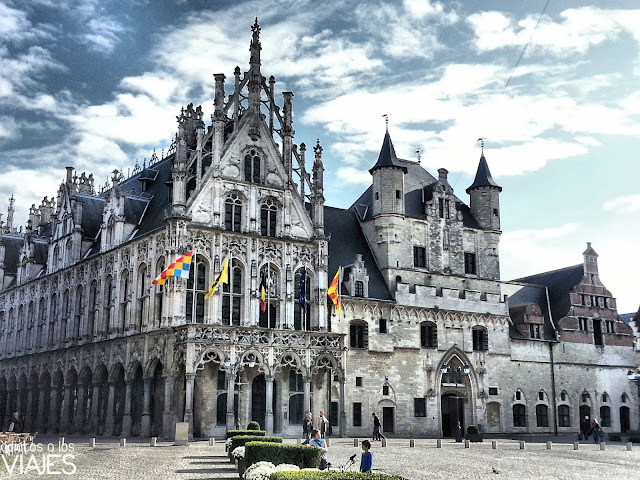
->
[{"left": 205, "top": 258, "right": 229, "bottom": 299}]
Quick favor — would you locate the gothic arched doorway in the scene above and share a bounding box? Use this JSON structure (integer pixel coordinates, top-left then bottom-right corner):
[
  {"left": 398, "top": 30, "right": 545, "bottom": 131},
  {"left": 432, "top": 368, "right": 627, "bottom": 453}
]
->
[
  {"left": 441, "top": 393, "right": 464, "bottom": 437},
  {"left": 251, "top": 374, "right": 277, "bottom": 431}
]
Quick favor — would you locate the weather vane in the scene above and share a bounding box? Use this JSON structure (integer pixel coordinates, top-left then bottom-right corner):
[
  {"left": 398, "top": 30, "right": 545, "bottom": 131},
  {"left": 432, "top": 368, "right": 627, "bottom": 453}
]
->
[
  {"left": 477, "top": 137, "right": 486, "bottom": 152},
  {"left": 382, "top": 113, "right": 389, "bottom": 131}
]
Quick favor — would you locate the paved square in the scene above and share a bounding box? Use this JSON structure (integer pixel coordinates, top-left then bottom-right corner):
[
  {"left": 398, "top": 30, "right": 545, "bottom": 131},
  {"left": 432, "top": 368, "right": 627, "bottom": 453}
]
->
[{"left": 2, "top": 436, "right": 639, "bottom": 479}]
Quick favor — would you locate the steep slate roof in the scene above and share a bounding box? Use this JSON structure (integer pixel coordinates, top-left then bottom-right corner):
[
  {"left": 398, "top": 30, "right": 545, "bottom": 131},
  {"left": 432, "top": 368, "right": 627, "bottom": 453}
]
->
[
  {"left": 2, "top": 236, "right": 23, "bottom": 275},
  {"left": 512, "top": 264, "right": 584, "bottom": 323},
  {"left": 352, "top": 159, "right": 480, "bottom": 228},
  {"left": 466, "top": 153, "right": 502, "bottom": 193},
  {"left": 77, "top": 195, "right": 106, "bottom": 240},
  {"left": 507, "top": 284, "right": 557, "bottom": 341},
  {"left": 323, "top": 205, "right": 392, "bottom": 301},
  {"left": 368, "top": 131, "right": 407, "bottom": 174},
  {"left": 620, "top": 312, "right": 637, "bottom": 325}
]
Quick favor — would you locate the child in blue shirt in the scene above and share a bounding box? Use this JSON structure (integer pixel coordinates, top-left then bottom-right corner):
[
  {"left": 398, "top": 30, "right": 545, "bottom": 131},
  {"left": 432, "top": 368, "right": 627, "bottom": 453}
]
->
[{"left": 360, "top": 439, "right": 373, "bottom": 473}]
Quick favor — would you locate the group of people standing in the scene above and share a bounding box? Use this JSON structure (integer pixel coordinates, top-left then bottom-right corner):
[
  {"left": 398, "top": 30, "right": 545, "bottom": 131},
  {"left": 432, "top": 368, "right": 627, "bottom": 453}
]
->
[
  {"left": 302, "top": 410, "right": 372, "bottom": 473},
  {"left": 581, "top": 418, "right": 605, "bottom": 443}
]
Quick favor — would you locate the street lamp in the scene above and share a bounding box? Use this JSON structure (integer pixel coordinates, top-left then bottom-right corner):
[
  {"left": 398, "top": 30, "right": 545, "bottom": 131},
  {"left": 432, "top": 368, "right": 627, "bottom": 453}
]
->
[{"left": 441, "top": 363, "right": 471, "bottom": 442}]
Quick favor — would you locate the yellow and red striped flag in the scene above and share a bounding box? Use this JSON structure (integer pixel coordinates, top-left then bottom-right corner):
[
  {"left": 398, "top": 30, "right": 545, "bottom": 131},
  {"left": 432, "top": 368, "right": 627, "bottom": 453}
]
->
[
  {"left": 152, "top": 251, "right": 194, "bottom": 285},
  {"left": 327, "top": 267, "right": 341, "bottom": 314}
]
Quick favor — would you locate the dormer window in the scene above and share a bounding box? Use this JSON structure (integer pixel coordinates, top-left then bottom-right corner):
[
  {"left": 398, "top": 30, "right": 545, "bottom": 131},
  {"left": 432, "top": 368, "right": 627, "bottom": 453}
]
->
[{"left": 244, "top": 149, "right": 261, "bottom": 183}]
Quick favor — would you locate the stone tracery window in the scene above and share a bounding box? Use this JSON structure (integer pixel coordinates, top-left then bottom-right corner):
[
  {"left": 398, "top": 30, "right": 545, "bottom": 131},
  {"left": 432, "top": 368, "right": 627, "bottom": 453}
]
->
[
  {"left": 225, "top": 193, "right": 243, "bottom": 232},
  {"left": 222, "top": 259, "right": 242, "bottom": 326},
  {"left": 186, "top": 260, "right": 207, "bottom": 323},
  {"left": 244, "top": 149, "right": 261, "bottom": 183},
  {"left": 260, "top": 198, "right": 277, "bottom": 237}
]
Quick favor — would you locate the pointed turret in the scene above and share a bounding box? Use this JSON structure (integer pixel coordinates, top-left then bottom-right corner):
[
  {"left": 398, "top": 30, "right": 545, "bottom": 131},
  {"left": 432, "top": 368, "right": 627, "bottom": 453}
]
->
[
  {"left": 312, "top": 140, "right": 325, "bottom": 236},
  {"left": 370, "top": 130, "right": 406, "bottom": 217},
  {"left": 467, "top": 149, "right": 501, "bottom": 230},
  {"left": 583, "top": 242, "right": 599, "bottom": 276},
  {"left": 6, "top": 194, "right": 15, "bottom": 230}
]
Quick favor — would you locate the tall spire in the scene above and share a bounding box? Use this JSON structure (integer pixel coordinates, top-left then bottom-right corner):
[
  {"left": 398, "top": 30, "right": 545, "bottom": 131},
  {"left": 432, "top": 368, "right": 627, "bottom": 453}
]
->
[
  {"left": 369, "top": 130, "right": 407, "bottom": 174},
  {"left": 248, "top": 17, "right": 262, "bottom": 115},
  {"left": 6, "top": 194, "right": 15, "bottom": 230}
]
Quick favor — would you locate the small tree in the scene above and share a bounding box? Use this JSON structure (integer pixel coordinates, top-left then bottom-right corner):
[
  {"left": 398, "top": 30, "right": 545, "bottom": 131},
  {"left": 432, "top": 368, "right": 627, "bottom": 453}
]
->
[{"left": 247, "top": 421, "right": 261, "bottom": 430}]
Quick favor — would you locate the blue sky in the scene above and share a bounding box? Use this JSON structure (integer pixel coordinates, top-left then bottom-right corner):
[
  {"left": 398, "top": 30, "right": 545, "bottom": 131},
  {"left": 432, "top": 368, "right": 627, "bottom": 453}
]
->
[{"left": 0, "top": 0, "right": 638, "bottom": 313}]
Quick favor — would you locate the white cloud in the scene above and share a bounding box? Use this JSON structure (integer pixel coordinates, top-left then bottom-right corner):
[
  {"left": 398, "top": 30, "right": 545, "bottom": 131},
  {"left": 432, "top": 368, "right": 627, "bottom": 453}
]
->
[
  {"left": 336, "top": 166, "right": 371, "bottom": 185},
  {"left": 603, "top": 194, "right": 640, "bottom": 214},
  {"left": 83, "top": 17, "right": 126, "bottom": 54}
]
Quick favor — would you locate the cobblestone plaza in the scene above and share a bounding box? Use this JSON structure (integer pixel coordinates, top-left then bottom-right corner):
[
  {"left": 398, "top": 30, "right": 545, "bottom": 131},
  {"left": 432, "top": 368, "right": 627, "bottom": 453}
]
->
[{"left": 4, "top": 436, "right": 638, "bottom": 479}]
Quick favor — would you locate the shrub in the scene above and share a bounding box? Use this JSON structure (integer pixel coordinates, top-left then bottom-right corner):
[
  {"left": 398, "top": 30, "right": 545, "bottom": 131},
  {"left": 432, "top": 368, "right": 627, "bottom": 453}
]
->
[
  {"left": 232, "top": 446, "right": 245, "bottom": 460},
  {"left": 230, "top": 435, "right": 283, "bottom": 452},
  {"left": 245, "top": 442, "right": 323, "bottom": 469},
  {"left": 245, "top": 461, "right": 276, "bottom": 480},
  {"left": 627, "top": 436, "right": 640, "bottom": 443},
  {"left": 466, "top": 425, "right": 479, "bottom": 435},
  {"left": 248, "top": 421, "right": 261, "bottom": 430},
  {"left": 608, "top": 434, "right": 622, "bottom": 442},
  {"left": 270, "top": 472, "right": 409, "bottom": 479},
  {"left": 225, "top": 429, "right": 267, "bottom": 439}
]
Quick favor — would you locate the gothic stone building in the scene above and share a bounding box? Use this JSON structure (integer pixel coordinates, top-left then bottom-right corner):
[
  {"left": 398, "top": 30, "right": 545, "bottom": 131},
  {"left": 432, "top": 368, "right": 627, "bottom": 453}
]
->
[{"left": 0, "top": 21, "right": 636, "bottom": 439}]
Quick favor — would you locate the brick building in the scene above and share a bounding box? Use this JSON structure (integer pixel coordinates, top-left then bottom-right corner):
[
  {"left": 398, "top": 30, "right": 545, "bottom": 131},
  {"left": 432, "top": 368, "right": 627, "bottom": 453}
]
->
[{"left": 0, "top": 21, "right": 636, "bottom": 439}]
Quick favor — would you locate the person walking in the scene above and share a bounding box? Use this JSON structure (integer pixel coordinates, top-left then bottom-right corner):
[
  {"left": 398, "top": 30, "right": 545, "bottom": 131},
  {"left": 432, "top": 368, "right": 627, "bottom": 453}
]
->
[
  {"left": 372, "top": 413, "right": 381, "bottom": 441},
  {"left": 591, "top": 418, "right": 603, "bottom": 443},
  {"left": 302, "top": 412, "right": 313, "bottom": 444},
  {"left": 318, "top": 410, "right": 329, "bottom": 439},
  {"left": 309, "top": 429, "right": 329, "bottom": 470}
]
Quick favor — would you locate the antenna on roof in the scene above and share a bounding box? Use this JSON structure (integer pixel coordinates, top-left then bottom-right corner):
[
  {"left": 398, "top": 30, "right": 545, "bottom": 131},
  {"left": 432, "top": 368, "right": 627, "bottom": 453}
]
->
[{"left": 382, "top": 113, "right": 389, "bottom": 132}]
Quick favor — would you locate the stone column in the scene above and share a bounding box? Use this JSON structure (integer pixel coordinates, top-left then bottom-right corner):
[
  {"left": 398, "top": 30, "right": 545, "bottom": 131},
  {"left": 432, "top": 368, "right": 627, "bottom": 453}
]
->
[
  {"left": 104, "top": 382, "right": 116, "bottom": 436},
  {"left": 184, "top": 373, "right": 195, "bottom": 438},
  {"left": 121, "top": 380, "right": 133, "bottom": 437},
  {"left": 48, "top": 383, "right": 59, "bottom": 433},
  {"left": 339, "top": 378, "right": 347, "bottom": 438},
  {"left": 24, "top": 387, "right": 34, "bottom": 432},
  {"left": 303, "top": 376, "right": 311, "bottom": 416},
  {"left": 73, "top": 384, "right": 86, "bottom": 433},
  {"left": 163, "top": 375, "right": 175, "bottom": 439},
  {"left": 265, "top": 375, "right": 274, "bottom": 435},
  {"left": 141, "top": 378, "right": 152, "bottom": 437},
  {"left": 4, "top": 388, "right": 13, "bottom": 429},
  {"left": 59, "top": 384, "right": 72, "bottom": 433},
  {"left": 90, "top": 382, "right": 101, "bottom": 435},
  {"left": 35, "top": 389, "right": 46, "bottom": 432},
  {"left": 226, "top": 371, "right": 236, "bottom": 431}
]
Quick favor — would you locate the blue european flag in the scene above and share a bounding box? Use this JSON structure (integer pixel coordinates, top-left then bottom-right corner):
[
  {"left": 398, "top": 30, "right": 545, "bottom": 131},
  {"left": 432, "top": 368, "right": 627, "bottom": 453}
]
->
[{"left": 298, "top": 268, "right": 307, "bottom": 309}]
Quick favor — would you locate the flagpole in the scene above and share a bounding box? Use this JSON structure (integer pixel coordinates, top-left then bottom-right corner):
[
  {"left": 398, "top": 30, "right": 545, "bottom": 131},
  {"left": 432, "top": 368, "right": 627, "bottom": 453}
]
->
[
  {"left": 191, "top": 250, "right": 197, "bottom": 323},
  {"left": 267, "top": 262, "right": 271, "bottom": 328}
]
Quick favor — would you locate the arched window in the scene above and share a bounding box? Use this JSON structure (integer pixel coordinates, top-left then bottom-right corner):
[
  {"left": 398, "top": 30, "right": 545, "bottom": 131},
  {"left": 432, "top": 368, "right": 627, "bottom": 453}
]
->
[
  {"left": 87, "top": 280, "right": 98, "bottom": 340},
  {"left": 222, "top": 260, "right": 242, "bottom": 326},
  {"left": 536, "top": 404, "right": 549, "bottom": 427},
  {"left": 225, "top": 194, "right": 242, "bottom": 232},
  {"left": 289, "top": 369, "right": 304, "bottom": 426},
  {"left": 53, "top": 245, "right": 61, "bottom": 268},
  {"left": 74, "top": 285, "right": 83, "bottom": 343},
  {"left": 136, "top": 264, "right": 147, "bottom": 331},
  {"left": 186, "top": 260, "right": 207, "bottom": 323},
  {"left": 17, "top": 305, "right": 24, "bottom": 353},
  {"left": 602, "top": 392, "right": 609, "bottom": 403},
  {"left": 349, "top": 321, "right": 368, "bottom": 349},
  {"left": 472, "top": 326, "right": 488, "bottom": 351},
  {"left": 104, "top": 276, "right": 114, "bottom": 336},
  {"left": 48, "top": 295, "right": 57, "bottom": 348},
  {"left": 61, "top": 289, "right": 70, "bottom": 344},
  {"left": 294, "top": 268, "right": 311, "bottom": 331},
  {"left": 260, "top": 199, "right": 277, "bottom": 237},
  {"left": 27, "top": 301, "right": 35, "bottom": 350},
  {"left": 513, "top": 404, "right": 526, "bottom": 427},
  {"left": 65, "top": 238, "right": 73, "bottom": 266},
  {"left": 420, "top": 321, "right": 437, "bottom": 348},
  {"left": 600, "top": 406, "right": 611, "bottom": 427},
  {"left": 37, "top": 297, "right": 46, "bottom": 348},
  {"left": 259, "top": 264, "right": 278, "bottom": 328},
  {"left": 119, "top": 270, "right": 130, "bottom": 333},
  {"left": 558, "top": 405, "right": 570, "bottom": 427},
  {"left": 155, "top": 258, "right": 165, "bottom": 327},
  {"left": 244, "top": 149, "right": 261, "bottom": 183}
]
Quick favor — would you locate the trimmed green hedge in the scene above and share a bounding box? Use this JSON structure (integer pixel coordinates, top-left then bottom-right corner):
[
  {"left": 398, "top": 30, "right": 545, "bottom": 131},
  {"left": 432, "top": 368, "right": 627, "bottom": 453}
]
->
[
  {"left": 245, "top": 442, "right": 323, "bottom": 469},
  {"left": 608, "top": 434, "right": 622, "bottom": 442},
  {"left": 628, "top": 436, "right": 640, "bottom": 443},
  {"left": 225, "top": 429, "right": 266, "bottom": 439},
  {"left": 248, "top": 421, "right": 261, "bottom": 430},
  {"left": 270, "top": 472, "right": 408, "bottom": 480},
  {"left": 230, "top": 435, "right": 282, "bottom": 452}
]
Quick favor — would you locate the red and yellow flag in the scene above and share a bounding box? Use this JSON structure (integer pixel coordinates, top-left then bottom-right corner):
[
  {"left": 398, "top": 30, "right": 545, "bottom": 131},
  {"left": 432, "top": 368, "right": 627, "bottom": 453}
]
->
[
  {"left": 327, "top": 267, "right": 341, "bottom": 314},
  {"left": 152, "top": 251, "right": 194, "bottom": 285}
]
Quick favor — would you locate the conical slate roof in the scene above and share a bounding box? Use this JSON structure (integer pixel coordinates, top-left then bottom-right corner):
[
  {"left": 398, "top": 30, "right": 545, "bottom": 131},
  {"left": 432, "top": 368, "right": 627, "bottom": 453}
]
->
[
  {"left": 368, "top": 131, "right": 408, "bottom": 174},
  {"left": 466, "top": 153, "right": 501, "bottom": 193}
]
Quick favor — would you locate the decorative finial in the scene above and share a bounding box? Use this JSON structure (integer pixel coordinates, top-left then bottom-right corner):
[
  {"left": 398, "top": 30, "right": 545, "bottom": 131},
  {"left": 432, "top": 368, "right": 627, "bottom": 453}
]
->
[
  {"left": 477, "top": 137, "right": 486, "bottom": 153},
  {"left": 314, "top": 139, "right": 323, "bottom": 156},
  {"left": 382, "top": 113, "right": 389, "bottom": 132}
]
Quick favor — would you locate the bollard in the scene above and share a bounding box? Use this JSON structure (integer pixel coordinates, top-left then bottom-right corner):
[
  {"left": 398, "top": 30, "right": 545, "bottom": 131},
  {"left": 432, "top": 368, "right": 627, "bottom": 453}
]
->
[
  {"left": 353, "top": 438, "right": 358, "bottom": 447},
  {"left": 208, "top": 437, "right": 214, "bottom": 446},
  {"left": 410, "top": 439, "right": 415, "bottom": 448},
  {"left": 573, "top": 442, "right": 579, "bottom": 450},
  {"left": 89, "top": 438, "right": 96, "bottom": 448},
  {"left": 437, "top": 439, "right": 442, "bottom": 448},
  {"left": 120, "top": 438, "right": 126, "bottom": 447},
  {"left": 464, "top": 439, "right": 470, "bottom": 448},
  {"left": 296, "top": 438, "right": 301, "bottom": 444},
  {"left": 325, "top": 438, "right": 331, "bottom": 447},
  {"left": 599, "top": 442, "right": 605, "bottom": 451},
  {"left": 626, "top": 442, "right": 632, "bottom": 451},
  {"left": 519, "top": 440, "right": 526, "bottom": 450},
  {"left": 492, "top": 440, "right": 497, "bottom": 450},
  {"left": 150, "top": 437, "right": 157, "bottom": 447},
  {"left": 546, "top": 441, "right": 552, "bottom": 450},
  {"left": 381, "top": 438, "right": 387, "bottom": 448}
]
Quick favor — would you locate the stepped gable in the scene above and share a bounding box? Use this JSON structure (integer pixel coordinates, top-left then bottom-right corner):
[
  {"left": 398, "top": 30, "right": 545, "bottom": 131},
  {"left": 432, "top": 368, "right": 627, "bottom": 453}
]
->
[{"left": 324, "top": 205, "right": 392, "bottom": 301}]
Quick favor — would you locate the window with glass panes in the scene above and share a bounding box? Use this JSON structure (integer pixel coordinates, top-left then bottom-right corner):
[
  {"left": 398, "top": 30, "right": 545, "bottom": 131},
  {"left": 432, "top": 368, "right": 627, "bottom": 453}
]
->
[
  {"left": 259, "top": 267, "right": 277, "bottom": 328},
  {"left": 420, "top": 322, "right": 437, "bottom": 348},
  {"left": 414, "top": 398, "right": 426, "bottom": 417},
  {"left": 513, "top": 404, "right": 526, "bottom": 427},
  {"left": 350, "top": 322, "right": 368, "bottom": 349},
  {"left": 354, "top": 281, "right": 364, "bottom": 297},
  {"left": 294, "top": 269, "right": 310, "bottom": 330},
  {"left": 244, "top": 150, "right": 261, "bottom": 183},
  {"left": 154, "top": 259, "right": 165, "bottom": 328},
  {"left": 600, "top": 406, "right": 611, "bottom": 427},
  {"left": 413, "top": 246, "right": 426, "bottom": 268},
  {"left": 464, "top": 253, "right": 476, "bottom": 275},
  {"left": 225, "top": 194, "right": 242, "bottom": 232},
  {"left": 186, "top": 262, "right": 207, "bottom": 323},
  {"left": 222, "top": 260, "right": 242, "bottom": 326},
  {"left": 558, "top": 405, "right": 570, "bottom": 427},
  {"left": 260, "top": 199, "right": 277, "bottom": 237},
  {"left": 472, "top": 327, "right": 488, "bottom": 351},
  {"left": 536, "top": 404, "right": 549, "bottom": 427}
]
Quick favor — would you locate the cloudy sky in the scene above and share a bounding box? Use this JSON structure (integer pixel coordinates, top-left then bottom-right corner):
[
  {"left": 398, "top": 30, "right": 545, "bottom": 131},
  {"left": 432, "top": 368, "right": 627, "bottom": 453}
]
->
[{"left": 0, "top": 0, "right": 638, "bottom": 313}]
